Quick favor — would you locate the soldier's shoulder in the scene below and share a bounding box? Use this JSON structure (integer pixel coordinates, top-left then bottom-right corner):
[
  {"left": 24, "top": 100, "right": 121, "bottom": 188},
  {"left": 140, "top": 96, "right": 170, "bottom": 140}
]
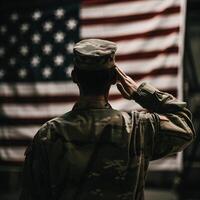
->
[
  {"left": 121, "top": 110, "right": 158, "bottom": 124},
  {"left": 34, "top": 112, "right": 71, "bottom": 142}
]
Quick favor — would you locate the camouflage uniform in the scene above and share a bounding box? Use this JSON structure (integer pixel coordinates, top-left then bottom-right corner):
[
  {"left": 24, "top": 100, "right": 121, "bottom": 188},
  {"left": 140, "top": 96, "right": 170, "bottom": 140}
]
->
[
  {"left": 20, "top": 83, "right": 195, "bottom": 200},
  {"left": 20, "top": 39, "right": 195, "bottom": 200}
]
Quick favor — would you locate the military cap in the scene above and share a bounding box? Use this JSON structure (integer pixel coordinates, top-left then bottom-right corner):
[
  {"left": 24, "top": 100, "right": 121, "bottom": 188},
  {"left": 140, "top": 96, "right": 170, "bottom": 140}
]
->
[{"left": 73, "top": 39, "right": 117, "bottom": 70}]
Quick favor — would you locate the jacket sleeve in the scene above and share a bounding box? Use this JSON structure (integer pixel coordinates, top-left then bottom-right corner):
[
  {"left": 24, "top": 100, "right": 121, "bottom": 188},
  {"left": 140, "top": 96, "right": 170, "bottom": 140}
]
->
[
  {"left": 132, "top": 82, "right": 196, "bottom": 160},
  {"left": 19, "top": 125, "right": 51, "bottom": 200}
]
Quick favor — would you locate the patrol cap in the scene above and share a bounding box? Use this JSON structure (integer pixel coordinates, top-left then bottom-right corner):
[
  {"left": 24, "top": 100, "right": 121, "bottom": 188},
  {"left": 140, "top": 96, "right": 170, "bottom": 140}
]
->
[{"left": 73, "top": 39, "right": 117, "bottom": 71}]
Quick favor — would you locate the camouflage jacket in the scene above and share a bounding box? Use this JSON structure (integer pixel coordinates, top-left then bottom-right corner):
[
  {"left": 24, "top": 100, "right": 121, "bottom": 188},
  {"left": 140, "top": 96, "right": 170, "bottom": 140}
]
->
[{"left": 20, "top": 83, "right": 195, "bottom": 200}]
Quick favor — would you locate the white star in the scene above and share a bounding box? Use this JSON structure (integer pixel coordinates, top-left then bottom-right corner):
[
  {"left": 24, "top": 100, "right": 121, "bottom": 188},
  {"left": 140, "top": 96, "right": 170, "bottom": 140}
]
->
[
  {"left": 0, "top": 69, "right": 5, "bottom": 79},
  {"left": 32, "top": 11, "right": 42, "bottom": 21},
  {"left": 0, "top": 47, "right": 5, "bottom": 57},
  {"left": 43, "top": 44, "right": 52, "bottom": 55},
  {"left": 32, "top": 33, "right": 41, "bottom": 44},
  {"left": 54, "top": 32, "right": 65, "bottom": 43},
  {"left": 20, "top": 46, "right": 29, "bottom": 56},
  {"left": 43, "top": 21, "right": 53, "bottom": 32},
  {"left": 10, "top": 13, "right": 19, "bottom": 21},
  {"left": 0, "top": 26, "right": 7, "bottom": 34},
  {"left": 9, "top": 58, "right": 16, "bottom": 66},
  {"left": 10, "top": 36, "right": 17, "bottom": 44},
  {"left": 54, "top": 55, "right": 64, "bottom": 66},
  {"left": 65, "top": 65, "right": 73, "bottom": 77},
  {"left": 31, "top": 56, "right": 40, "bottom": 67},
  {"left": 20, "top": 23, "right": 29, "bottom": 33},
  {"left": 18, "top": 68, "right": 27, "bottom": 78},
  {"left": 55, "top": 8, "right": 65, "bottom": 19},
  {"left": 66, "top": 42, "right": 74, "bottom": 53},
  {"left": 66, "top": 18, "right": 77, "bottom": 30},
  {"left": 42, "top": 67, "right": 52, "bottom": 78}
]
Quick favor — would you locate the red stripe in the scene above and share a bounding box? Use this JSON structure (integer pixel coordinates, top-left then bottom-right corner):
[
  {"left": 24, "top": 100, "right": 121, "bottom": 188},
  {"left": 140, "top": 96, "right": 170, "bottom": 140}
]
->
[
  {"left": 0, "top": 117, "right": 53, "bottom": 125},
  {"left": 0, "top": 160, "right": 24, "bottom": 166},
  {"left": 83, "top": 27, "right": 180, "bottom": 42},
  {"left": 0, "top": 95, "right": 79, "bottom": 104},
  {"left": 0, "top": 139, "right": 31, "bottom": 147},
  {"left": 83, "top": 0, "right": 140, "bottom": 6},
  {"left": 116, "top": 46, "right": 178, "bottom": 61},
  {"left": 81, "top": 6, "right": 180, "bottom": 26},
  {"left": 0, "top": 68, "right": 178, "bottom": 104}
]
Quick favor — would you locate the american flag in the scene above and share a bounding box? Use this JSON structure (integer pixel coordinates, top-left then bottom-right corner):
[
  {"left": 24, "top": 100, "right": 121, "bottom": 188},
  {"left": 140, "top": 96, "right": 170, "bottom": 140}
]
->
[{"left": 0, "top": 0, "right": 186, "bottom": 169}]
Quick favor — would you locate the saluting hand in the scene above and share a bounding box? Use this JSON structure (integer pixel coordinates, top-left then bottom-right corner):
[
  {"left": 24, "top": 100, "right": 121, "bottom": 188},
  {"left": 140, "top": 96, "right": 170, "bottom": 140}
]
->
[{"left": 115, "top": 66, "right": 139, "bottom": 100}]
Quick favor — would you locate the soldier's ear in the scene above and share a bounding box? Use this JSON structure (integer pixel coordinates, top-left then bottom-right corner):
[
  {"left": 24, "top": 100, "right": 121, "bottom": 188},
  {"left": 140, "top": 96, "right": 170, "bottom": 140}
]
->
[{"left": 71, "top": 69, "right": 78, "bottom": 83}]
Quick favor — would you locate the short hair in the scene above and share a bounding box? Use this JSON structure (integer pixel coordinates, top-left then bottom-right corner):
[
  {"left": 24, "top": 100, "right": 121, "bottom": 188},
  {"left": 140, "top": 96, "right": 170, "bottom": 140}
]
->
[{"left": 74, "top": 68, "right": 116, "bottom": 95}]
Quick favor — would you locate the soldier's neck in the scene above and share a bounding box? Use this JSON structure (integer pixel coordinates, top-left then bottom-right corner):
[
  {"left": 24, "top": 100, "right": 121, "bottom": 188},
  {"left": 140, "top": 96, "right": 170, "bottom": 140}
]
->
[
  {"left": 79, "top": 94, "right": 108, "bottom": 103},
  {"left": 78, "top": 87, "right": 110, "bottom": 104}
]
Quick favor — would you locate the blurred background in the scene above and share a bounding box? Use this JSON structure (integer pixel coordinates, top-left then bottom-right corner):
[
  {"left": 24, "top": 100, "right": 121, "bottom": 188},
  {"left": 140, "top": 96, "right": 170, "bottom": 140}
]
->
[{"left": 0, "top": 0, "right": 200, "bottom": 199}]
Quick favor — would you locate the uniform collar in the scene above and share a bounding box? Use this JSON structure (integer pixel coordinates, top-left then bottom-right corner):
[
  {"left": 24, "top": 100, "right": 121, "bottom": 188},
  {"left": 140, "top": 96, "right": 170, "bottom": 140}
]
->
[{"left": 72, "top": 96, "right": 112, "bottom": 110}]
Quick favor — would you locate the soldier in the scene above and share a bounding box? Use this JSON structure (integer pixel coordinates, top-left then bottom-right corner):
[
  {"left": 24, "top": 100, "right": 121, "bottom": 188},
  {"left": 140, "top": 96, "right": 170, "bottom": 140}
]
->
[{"left": 20, "top": 39, "right": 195, "bottom": 200}]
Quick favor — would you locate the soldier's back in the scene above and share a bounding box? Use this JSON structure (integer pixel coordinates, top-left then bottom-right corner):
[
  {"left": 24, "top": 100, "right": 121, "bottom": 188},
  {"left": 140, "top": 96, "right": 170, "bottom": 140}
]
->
[{"left": 43, "top": 107, "right": 142, "bottom": 200}]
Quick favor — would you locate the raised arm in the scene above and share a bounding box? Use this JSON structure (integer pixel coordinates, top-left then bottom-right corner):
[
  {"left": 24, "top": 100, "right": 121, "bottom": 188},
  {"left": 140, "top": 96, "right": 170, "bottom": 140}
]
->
[{"left": 115, "top": 66, "right": 196, "bottom": 160}]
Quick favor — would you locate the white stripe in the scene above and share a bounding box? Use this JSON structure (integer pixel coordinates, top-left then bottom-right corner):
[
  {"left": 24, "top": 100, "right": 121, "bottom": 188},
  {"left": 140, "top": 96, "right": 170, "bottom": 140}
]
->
[
  {"left": 116, "top": 33, "right": 179, "bottom": 54},
  {"left": 0, "top": 126, "right": 40, "bottom": 139},
  {"left": 0, "top": 147, "right": 25, "bottom": 161},
  {"left": 81, "top": 14, "right": 180, "bottom": 38},
  {"left": 2, "top": 103, "right": 74, "bottom": 118},
  {"left": 110, "top": 75, "right": 177, "bottom": 94},
  {"left": 0, "top": 82, "right": 79, "bottom": 96},
  {"left": 111, "top": 75, "right": 178, "bottom": 92},
  {"left": 117, "top": 54, "right": 179, "bottom": 74},
  {"left": 0, "top": 74, "right": 177, "bottom": 97},
  {"left": 81, "top": 0, "right": 180, "bottom": 19},
  {"left": 138, "top": 75, "right": 178, "bottom": 89}
]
